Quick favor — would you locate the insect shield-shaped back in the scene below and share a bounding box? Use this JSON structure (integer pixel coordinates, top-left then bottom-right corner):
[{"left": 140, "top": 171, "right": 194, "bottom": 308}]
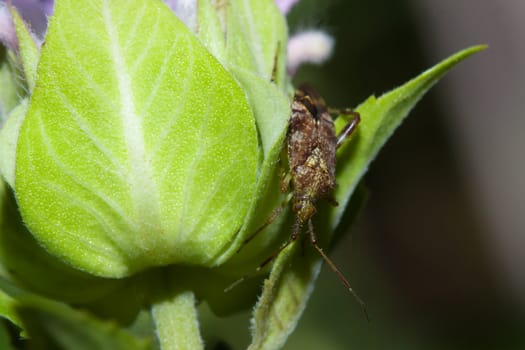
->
[
  {"left": 288, "top": 85, "right": 338, "bottom": 223},
  {"left": 12, "top": 1, "right": 259, "bottom": 278},
  {"left": 248, "top": 85, "right": 367, "bottom": 318}
]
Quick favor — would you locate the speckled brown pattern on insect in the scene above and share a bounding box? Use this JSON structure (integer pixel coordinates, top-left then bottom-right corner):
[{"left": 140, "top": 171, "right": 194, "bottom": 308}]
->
[
  {"left": 288, "top": 86, "right": 337, "bottom": 224},
  {"left": 234, "top": 85, "right": 366, "bottom": 318}
]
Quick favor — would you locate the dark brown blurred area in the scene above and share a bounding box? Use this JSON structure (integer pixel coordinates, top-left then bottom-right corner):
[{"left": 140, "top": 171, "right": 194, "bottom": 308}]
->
[{"left": 284, "top": 0, "right": 525, "bottom": 349}]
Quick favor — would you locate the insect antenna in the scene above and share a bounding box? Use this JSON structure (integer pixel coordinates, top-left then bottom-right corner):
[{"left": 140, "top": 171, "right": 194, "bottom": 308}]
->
[{"left": 307, "top": 219, "right": 370, "bottom": 321}]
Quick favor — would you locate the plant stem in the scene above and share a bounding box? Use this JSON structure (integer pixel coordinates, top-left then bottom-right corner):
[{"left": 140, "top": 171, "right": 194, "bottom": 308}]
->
[{"left": 151, "top": 289, "right": 203, "bottom": 350}]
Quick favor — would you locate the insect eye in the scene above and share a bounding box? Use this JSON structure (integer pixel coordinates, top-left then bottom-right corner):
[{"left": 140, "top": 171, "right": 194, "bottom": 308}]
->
[{"left": 301, "top": 96, "right": 318, "bottom": 117}]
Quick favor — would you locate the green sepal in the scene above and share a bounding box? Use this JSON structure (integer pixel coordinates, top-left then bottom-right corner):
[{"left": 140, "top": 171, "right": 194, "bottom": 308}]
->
[
  {"left": 0, "top": 180, "right": 123, "bottom": 303},
  {"left": 0, "top": 48, "right": 20, "bottom": 124},
  {"left": 8, "top": 4, "right": 39, "bottom": 92},
  {"left": 214, "top": 68, "right": 290, "bottom": 264},
  {"left": 0, "top": 281, "right": 23, "bottom": 333},
  {"left": 0, "top": 99, "right": 27, "bottom": 187},
  {"left": 16, "top": 294, "right": 153, "bottom": 350},
  {"left": 196, "top": 0, "right": 288, "bottom": 87},
  {"left": 14, "top": 0, "right": 258, "bottom": 277},
  {"left": 194, "top": 0, "right": 292, "bottom": 265},
  {"left": 248, "top": 242, "right": 321, "bottom": 350}
]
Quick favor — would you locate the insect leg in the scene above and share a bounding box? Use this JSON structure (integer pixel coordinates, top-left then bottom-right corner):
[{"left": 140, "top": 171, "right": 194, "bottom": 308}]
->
[
  {"left": 240, "top": 158, "right": 290, "bottom": 249},
  {"left": 256, "top": 216, "right": 303, "bottom": 271},
  {"left": 307, "top": 219, "right": 369, "bottom": 320},
  {"left": 335, "top": 110, "right": 360, "bottom": 149},
  {"left": 280, "top": 170, "right": 292, "bottom": 193},
  {"left": 225, "top": 216, "right": 300, "bottom": 293},
  {"left": 240, "top": 192, "right": 293, "bottom": 248}
]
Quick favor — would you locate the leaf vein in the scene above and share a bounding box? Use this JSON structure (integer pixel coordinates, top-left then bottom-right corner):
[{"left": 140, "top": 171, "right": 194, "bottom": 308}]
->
[{"left": 35, "top": 112, "right": 137, "bottom": 243}]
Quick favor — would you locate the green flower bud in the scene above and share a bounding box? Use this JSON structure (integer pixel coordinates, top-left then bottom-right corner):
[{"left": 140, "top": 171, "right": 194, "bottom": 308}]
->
[
  {"left": 1, "top": 0, "right": 290, "bottom": 316},
  {"left": 13, "top": 0, "right": 270, "bottom": 278}
]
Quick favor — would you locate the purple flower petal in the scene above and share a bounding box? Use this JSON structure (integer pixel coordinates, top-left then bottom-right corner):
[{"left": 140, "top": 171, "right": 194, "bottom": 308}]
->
[
  {"left": 163, "top": 0, "right": 197, "bottom": 32},
  {"left": 0, "top": 4, "right": 18, "bottom": 51},
  {"left": 275, "top": 0, "right": 299, "bottom": 14},
  {"left": 7, "top": 0, "right": 51, "bottom": 37},
  {"left": 40, "top": 0, "right": 54, "bottom": 17}
]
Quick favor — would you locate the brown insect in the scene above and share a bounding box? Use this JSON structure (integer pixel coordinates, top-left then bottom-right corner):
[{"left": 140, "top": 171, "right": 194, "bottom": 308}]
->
[{"left": 241, "top": 84, "right": 367, "bottom": 317}]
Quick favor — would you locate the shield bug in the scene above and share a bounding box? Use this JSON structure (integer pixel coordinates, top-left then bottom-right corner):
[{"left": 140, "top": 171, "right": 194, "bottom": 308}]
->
[{"left": 240, "top": 84, "right": 367, "bottom": 317}]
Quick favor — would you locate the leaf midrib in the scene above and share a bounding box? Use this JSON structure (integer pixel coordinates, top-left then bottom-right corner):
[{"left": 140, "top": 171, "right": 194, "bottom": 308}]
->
[{"left": 102, "top": 0, "right": 161, "bottom": 233}]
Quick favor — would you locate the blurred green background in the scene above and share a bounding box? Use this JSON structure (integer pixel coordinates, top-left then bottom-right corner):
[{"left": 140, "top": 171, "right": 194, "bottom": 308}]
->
[{"left": 203, "top": 0, "right": 525, "bottom": 349}]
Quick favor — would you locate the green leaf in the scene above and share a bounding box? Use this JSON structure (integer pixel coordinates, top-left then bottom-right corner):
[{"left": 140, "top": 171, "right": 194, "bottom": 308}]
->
[
  {"left": 225, "top": 0, "right": 287, "bottom": 84},
  {"left": 0, "top": 275, "right": 35, "bottom": 333},
  {"left": 0, "top": 99, "right": 27, "bottom": 188},
  {"left": 195, "top": 1, "right": 292, "bottom": 265},
  {"left": 196, "top": 0, "right": 288, "bottom": 87},
  {"left": 0, "top": 279, "right": 29, "bottom": 342},
  {"left": 0, "top": 180, "right": 122, "bottom": 303},
  {"left": 248, "top": 243, "right": 321, "bottom": 350},
  {"left": 15, "top": 0, "right": 258, "bottom": 277},
  {"left": 16, "top": 293, "right": 153, "bottom": 350},
  {"left": 245, "top": 186, "right": 368, "bottom": 350},
  {"left": 331, "top": 45, "right": 487, "bottom": 228},
  {"left": 214, "top": 68, "right": 290, "bottom": 263},
  {"left": 0, "top": 285, "right": 23, "bottom": 331},
  {"left": 8, "top": 4, "right": 39, "bottom": 92},
  {"left": 248, "top": 45, "right": 487, "bottom": 349},
  {"left": 195, "top": 0, "right": 226, "bottom": 63},
  {"left": 0, "top": 275, "right": 149, "bottom": 348},
  {"left": 230, "top": 68, "right": 289, "bottom": 170}
]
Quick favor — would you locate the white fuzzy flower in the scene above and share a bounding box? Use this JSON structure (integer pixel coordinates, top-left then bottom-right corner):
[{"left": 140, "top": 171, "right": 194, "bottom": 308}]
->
[{"left": 287, "top": 29, "right": 335, "bottom": 75}]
